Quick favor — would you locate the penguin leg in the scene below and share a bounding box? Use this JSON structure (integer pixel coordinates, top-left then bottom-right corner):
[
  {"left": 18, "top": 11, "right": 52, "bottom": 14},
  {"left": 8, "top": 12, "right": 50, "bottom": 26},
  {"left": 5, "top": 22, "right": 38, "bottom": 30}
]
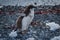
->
[{"left": 21, "top": 30, "right": 28, "bottom": 35}]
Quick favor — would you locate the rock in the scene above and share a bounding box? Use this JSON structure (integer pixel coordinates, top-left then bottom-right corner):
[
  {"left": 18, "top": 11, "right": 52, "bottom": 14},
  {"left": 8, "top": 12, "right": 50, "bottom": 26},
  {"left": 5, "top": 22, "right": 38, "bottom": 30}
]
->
[
  {"left": 26, "top": 38, "right": 35, "bottom": 40},
  {"left": 51, "top": 36, "right": 60, "bottom": 40}
]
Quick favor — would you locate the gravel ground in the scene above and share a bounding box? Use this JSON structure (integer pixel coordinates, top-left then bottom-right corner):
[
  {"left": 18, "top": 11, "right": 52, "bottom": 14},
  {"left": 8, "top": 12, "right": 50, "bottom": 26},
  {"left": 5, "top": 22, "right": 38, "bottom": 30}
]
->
[{"left": 0, "top": 13, "right": 60, "bottom": 40}]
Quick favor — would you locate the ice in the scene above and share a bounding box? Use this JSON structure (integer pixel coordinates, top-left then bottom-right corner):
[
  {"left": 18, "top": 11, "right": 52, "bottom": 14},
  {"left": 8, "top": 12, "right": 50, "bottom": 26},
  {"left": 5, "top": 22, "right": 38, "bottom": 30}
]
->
[{"left": 46, "top": 22, "right": 60, "bottom": 31}]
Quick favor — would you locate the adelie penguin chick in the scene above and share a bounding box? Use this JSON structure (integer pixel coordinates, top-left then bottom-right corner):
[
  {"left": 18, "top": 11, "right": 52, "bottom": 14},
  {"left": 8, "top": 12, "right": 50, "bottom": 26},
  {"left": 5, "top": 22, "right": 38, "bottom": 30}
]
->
[{"left": 9, "top": 4, "right": 36, "bottom": 37}]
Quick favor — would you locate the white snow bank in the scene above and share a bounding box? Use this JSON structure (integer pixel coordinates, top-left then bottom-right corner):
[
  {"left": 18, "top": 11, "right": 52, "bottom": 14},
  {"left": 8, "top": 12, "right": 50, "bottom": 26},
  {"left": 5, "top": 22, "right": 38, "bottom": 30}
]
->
[
  {"left": 51, "top": 36, "right": 60, "bottom": 40},
  {"left": 46, "top": 22, "right": 60, "bottom": 31}
]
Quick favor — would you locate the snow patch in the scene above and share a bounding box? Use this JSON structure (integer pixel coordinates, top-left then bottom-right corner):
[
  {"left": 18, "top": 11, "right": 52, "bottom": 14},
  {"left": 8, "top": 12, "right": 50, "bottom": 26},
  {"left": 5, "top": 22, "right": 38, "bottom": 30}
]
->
[
  {"left": 0, "top": 6, "right": 3, "bottom": 8},
  {"left": 9, "top": 30, "right": 17, "bottom": 37},
  {"left": 46, "top": 22, "right": 60, "bottom": 31}
]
